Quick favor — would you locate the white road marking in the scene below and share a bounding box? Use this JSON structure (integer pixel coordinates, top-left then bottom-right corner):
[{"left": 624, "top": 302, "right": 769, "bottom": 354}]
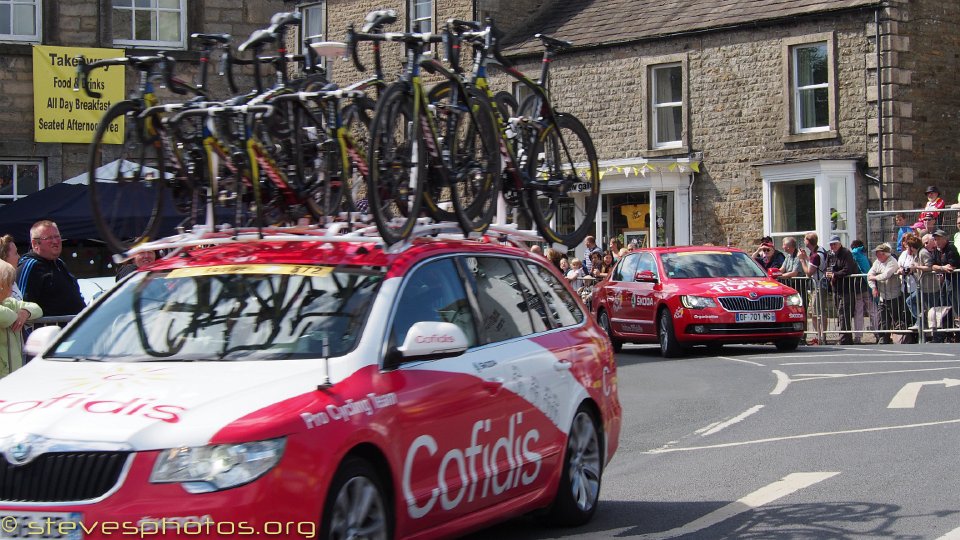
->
[
  {"left": 645, "top": 418, "right": 960, "bottom": 454},
  {"left": 696, "top": 405, "right": 764, "bottom": 436},
  {"left": 783, "top": 359, "right": 960, "bottom": 365},
  {"left": 714, "top": 356, "right": 766, "bottom": 367},
  {"left": 771, "top": 349, "right": 957, "bottom": 360},
  {"left": 632, "top": 472, "right": 840, "bottom": 539},
  {"left": 771, "top": 370, "right": 791, "bottom": 395},
  {"left": 792, "top": 367, "right": 960, "bottom": 380},
  {"left": 887, "top": 378, "right": 960, "bottom": 409},
  {"left": 935, "top": 525, "right": 960, "bottom": 539}
]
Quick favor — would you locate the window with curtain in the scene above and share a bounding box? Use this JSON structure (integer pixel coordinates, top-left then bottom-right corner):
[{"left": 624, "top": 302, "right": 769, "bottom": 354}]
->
[
  {"left": 0, "top": 0, "right": 40, "bottom": 42},
  {"left": 769, "top": 179, "right": 815, "bottom": 243},
  {"left": 793, "top": 43, "right": 829, "bottom": 132},
  {"left": 651, "top": 63, "right": 682, "bottom": 148},
  {"left": 113, "top": 0, "right": 186, "bottom": 49},
  {"left": 408, "top": 0, "right": 432, "bottom": 33},
  {"left": 0, "top": 161, "right": 42, "bottom": 203}
]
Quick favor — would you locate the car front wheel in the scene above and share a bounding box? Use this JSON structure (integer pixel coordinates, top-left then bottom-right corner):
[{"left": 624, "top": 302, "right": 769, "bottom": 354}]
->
[
  {"left": 321, "top": 456, "right": 391, "bottom": 540},
  {"left": 658, "top": 308, "right": 684, "bottom": 358}
]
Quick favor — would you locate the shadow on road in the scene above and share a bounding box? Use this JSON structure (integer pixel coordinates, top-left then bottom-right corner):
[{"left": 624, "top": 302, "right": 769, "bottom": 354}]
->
[{"left": 466, "top": 499, "right": 956, "bottom": 539}]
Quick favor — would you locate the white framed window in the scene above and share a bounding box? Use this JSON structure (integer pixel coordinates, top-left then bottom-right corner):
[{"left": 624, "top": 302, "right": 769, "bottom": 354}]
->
[
  {"left": 0, "top": 0, "right": 40, "bottom": 42},
  {"left": 408, "top": 0, "right": 432, "bottom": 33},
  {"left": 0, "top": 160, "right": 43, "bottom": 203},
  {"left": 650, "top": 63, "right": 683, "bottom": 149},
  {"left": 793, "top": 42, "right": 829, "bottom": 133},
  {"left": 301, "top": 2, "right": 324, "bottom": 44},
  {"left": 300, "top": 2, "right": 326, "bottom": 74},
  {"left": 113, "top": 0, "right": 186, "bottom": 49},
  {"left": 760, "top": 160, "right": 858, "bottom": 247}
]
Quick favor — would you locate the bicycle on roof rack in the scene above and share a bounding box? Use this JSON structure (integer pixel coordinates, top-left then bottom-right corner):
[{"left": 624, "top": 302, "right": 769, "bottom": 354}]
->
[{"left": 431, "top": 18, "right": 600, "bottom": 248}]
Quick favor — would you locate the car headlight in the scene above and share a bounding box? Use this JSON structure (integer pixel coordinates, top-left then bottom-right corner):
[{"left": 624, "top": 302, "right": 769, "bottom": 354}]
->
[
  {"left": 681, "top": 295, "right": 717, "bottom": 309},
  {"left": 785, "top": 293, "right": 803, "bottom": 307},
  {"left": 150, "top": 437, "right": 286, "bottom": 493}
]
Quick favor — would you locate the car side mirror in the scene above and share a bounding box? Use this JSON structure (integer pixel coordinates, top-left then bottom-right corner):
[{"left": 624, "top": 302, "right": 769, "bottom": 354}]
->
[
  {"left": 767, "top": 267, "right": 783, "bottom": 279},
  {"left": 23, "top": 325, "right": 61, "bottom": 362},
  {"left": 634, "top": 270, "right": 658, "bottom": 283},
  {"left": 397, "top": 321, "right": 469, "bottom": 360}
]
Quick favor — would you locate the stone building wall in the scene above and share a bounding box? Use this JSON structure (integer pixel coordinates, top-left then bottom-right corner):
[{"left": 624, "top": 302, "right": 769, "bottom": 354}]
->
[{"left": 487, "top": 11, "right": 878, "bottom": 247}]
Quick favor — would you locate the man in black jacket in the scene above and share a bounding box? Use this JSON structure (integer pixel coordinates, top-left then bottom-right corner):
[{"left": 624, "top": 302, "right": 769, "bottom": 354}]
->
[
  {"left": 15, "top": 221, "right": 85, "bottom": 317},
  {"left": 827, "top": 236, "right": 860, "bottom": 345}
]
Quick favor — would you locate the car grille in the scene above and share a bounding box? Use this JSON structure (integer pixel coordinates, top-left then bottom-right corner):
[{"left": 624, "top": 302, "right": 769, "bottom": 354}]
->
[
  {"left": 0, "top": 452, "right": 130, "bottom": 502},
  {"left": 717, "top": 296, "right": 783, "bottom": 311}
]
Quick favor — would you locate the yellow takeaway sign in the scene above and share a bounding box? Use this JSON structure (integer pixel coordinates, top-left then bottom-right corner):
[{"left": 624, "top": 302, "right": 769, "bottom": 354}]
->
[{"left": 33, "top": 45, "right": 125, "bottom": 144}]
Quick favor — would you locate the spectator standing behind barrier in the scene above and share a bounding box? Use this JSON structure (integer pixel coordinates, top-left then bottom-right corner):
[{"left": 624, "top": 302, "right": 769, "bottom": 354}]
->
[
  {"left": 906, "top": 234, "right": 943, "bottom": 332},
  {"left": 916, "top": 185, "right": 945, "bottom": 228},
  {"left": 827, "top": 236, "right": 860, "bottom": 345},
  {"left": 954, "top": 213, "right": 960, "bottom": 248},
  {"left": 779, "top": 237, "right": 803, "bottom": 278},
  {"left": 753, "top": 236, "right": 786, "bottom": 270},
  {"left": 116, "top": 250, "right": 157, "bottom": 282},
  {"left": 867, "top": 243, "right": 903, "bottom": 344},
  {"left": 15, "top": 221, "right": 85, "bottom": 318},
  {"left": 798, "top": 232, "right": 830, "bottom": 345},
  {"left": 544, "top": 248, "right": 563, "bottom": 272},
  {"left": 898, "top": 234, "right": 921, "bottom": 330},
  {"left": 894, "top": 213, "right": 913, "bottom": 256},
  {"left": 0, "top": 235, "right": 22, "bottom": 300},
  {"left": 915, "top": 215, "right": 938, "bottom": 237},
  {"left": 582, "top": 236, "right": 602, "bottom": 273},
  {"left": 850, "top": 239, "right": 878, "bottom": 343},
  {"left": 0, "top": 260, "right": 41, "bottom": 376},
  {"left": 930, "top": 229, "right": 960, "bottom": 323}
]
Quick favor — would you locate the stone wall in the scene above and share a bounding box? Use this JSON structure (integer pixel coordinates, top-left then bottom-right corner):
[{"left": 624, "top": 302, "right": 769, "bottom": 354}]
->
[{"left": 485, "top": 11, "right": 878, "bottom": 247}]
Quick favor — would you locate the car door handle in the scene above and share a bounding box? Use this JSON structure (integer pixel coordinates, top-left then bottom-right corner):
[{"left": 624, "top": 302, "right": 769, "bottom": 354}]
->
[
  {"left": 482, "top": 378, "right": 504, "bottom": 394},
  {"left": 553, "top": 360, "right": 572, "bottom": 371}
]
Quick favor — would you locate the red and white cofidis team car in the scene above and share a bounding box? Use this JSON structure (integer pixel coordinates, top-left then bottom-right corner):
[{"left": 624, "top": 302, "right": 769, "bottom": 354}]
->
[
  {"left": 592, "top": 246, "right": 805, "bottom": 357},
  {"left": 0, "top": 229, "right": 620, "bottom": 540}
]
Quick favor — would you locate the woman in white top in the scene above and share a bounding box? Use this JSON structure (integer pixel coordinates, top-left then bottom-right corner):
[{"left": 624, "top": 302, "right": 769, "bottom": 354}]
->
[{"left": 0, "top": 235, "right": 21, "bottom": 301}]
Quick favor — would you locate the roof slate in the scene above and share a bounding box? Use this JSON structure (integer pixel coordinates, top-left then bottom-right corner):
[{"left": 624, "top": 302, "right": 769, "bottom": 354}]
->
[{"left": 505, "top": 0, "right": 882, "bottom": 54}]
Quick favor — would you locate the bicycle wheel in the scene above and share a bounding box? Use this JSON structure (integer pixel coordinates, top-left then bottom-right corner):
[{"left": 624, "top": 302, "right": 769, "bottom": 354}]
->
[
  {"left": 523, "top": 113, "right": 599, "bottom": 247},
  {"left": 341, "top": 96, "right": 375, "bottom": 214},
  {"left": 519, "top": 93, "right": 543, "bottom": 119},
  {"left": 88, "top": 100, "right": 166, "bottom": 253},
  {"left": 425, "top": 84, "right": 499, "bottom": 233},
  {"left": 367, "top": 83, "right": 424, "bottom": 245},
  {"left": 493, "top": 90, "right": 518, "bottom": 120}
]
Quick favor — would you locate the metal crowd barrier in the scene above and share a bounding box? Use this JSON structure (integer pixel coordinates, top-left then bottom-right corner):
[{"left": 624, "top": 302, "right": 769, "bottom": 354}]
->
[{"left": 779, "top": 270, "right": 960, "bottom": 345}]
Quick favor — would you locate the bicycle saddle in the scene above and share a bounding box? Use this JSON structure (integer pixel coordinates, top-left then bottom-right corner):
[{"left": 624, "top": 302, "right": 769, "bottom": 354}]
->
[{"left": 362, "top": 9, "right": 398, "bottom": 32}]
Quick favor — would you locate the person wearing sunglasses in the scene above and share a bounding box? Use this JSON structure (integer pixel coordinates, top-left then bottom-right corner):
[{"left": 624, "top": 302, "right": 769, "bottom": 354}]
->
[{"left": 15, "top": 220, "right": 85, "bottom": 319}]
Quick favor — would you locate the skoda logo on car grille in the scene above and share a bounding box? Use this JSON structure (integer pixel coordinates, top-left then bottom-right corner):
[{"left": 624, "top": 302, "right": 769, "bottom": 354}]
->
[
  {"left": 4, "top": 434, "right": 42, "bottom": 466},
  {"left": 749, "top": 292, "right": 758, "bottom": 299}
]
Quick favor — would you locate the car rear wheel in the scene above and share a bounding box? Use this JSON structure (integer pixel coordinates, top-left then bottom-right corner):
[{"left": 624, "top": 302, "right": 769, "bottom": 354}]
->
[
  {"left": 598, "top": 310, "right": 623, "bottom": 352},
  {"left": 658, "top": 309, "right": 684, "bottom": 358},
  {"left": 775, "top": 338, "right": 801, "bottom": 352},
  {"left": 540, "top": 404, "right": 603, "bottom": 526},
  {"left": 321, "top": 456, "right": 391, "bottom": 540}
]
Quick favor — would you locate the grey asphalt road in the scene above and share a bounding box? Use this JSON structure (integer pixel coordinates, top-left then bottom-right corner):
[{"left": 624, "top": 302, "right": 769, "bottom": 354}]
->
[{"left": 469, "top": 343, "right": 960, "bottom": 539}]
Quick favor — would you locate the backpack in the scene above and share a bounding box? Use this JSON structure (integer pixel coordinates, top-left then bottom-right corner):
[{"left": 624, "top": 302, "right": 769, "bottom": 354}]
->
[{"left": 813, "top": 247, "right": 832, "bottom": 291}]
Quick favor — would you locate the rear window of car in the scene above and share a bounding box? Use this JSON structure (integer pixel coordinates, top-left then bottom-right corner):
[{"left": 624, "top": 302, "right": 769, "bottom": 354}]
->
[
  {"left": 661, "top": 251, "right": 766, "bottom": 279},
  {"left": 525, "top": 262, "right": 584, "bottom": 327},
  {"left": 48, "top": 264, "right": 384, "bottom": 361}
]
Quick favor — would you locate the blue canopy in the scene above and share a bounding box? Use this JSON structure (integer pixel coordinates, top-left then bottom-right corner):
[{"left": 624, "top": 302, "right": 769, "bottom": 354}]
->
[{"left": 0, "top": 182, "right": 188, "bottom": 244}]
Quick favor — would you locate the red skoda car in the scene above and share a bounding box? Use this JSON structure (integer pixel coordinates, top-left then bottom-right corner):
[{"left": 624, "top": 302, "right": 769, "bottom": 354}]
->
[{"left": 592, "top": 246, "right": 805, "bottom": 356}]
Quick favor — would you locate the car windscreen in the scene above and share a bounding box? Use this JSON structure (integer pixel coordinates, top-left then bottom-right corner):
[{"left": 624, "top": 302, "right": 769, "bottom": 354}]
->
[
  {"left": 48, "top": 264, "right": 383, "bottom": 362},
  {"left": 661, "top": 251, "right": 766, "bottom": 279}
]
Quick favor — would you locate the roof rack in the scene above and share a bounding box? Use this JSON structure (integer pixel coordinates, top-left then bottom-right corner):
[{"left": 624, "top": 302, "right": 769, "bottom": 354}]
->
[{"left": 115, "top": 220, "right": 545, "bottom": 263}]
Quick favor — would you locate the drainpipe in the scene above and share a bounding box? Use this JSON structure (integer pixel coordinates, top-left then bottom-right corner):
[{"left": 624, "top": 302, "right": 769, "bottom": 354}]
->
[{"left": 876, "top": 6, "right": 885, "bottom": 211}]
